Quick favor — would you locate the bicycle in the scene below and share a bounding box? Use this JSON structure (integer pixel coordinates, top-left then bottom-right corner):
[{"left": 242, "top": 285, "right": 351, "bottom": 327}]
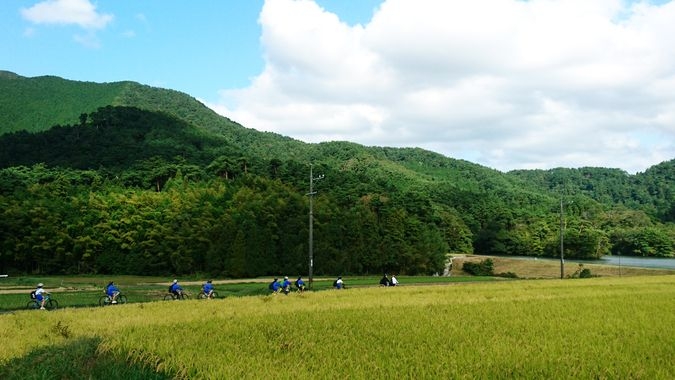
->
[
  {"left": 197, "top": 291, "right": 219, "bottom": 299},
  {"left": 27, "top": 294, "right": 59, "bottom": 310},
  {"left": 99, "top": 293, "right": 128, "bottom": 306},
  {"left": 163, "top": 291, "right": 190, "bottom": 301}
]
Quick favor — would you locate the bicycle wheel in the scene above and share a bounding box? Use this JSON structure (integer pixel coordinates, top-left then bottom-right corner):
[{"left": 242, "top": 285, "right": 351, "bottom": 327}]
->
[
  {"left": 198, "top": 292, "right": 207, "bottom": 299},
  {"left": 46, "top": 299, "right": 58, "bottom": 310},
  {"left": 117, "top": 295, "right": 128, "bottom": 304},
  {"left": 163, "top": 294, "right": 175, "bottom": 301},
  {"left": 211, "top": 291, "right": 219, "bottom": 299},
  {"left": 180, "top": 293, "right": 190, "bottom": 300},
  {"left": 99, "top": 295, "right": 110, "bottom": 307},
  {"left": 26, "top": 300, "right": 39, "bottom": 309}
]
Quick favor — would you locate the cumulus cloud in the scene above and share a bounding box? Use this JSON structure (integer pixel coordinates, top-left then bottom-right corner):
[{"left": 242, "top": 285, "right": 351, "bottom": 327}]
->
[
  {"left": 211, "top": 0, "right": 675, "bottom": 173},
  {"left": 21, "top": 0, "right": 113, "bottom": 30}
]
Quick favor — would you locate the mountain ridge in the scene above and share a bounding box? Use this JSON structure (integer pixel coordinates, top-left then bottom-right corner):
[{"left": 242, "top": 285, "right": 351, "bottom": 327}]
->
[{"left": 0, "top": 71, "right": 673, "bottom": 276}]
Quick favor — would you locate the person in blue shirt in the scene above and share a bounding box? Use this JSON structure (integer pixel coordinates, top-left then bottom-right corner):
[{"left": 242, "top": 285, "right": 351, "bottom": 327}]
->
[
  {"left": 269, "top": 278, "right": 281, "bottom": 294},
  {"left": 202, "top": 280, "right": 214, "bottom": 299},
  {"left": 169, "top": 279, "right": 184, "bottom": 299},
  {"left": 106, "top": 281, "right": 120, "bottom": 304},
  {"left": 295, "top": 276, "right": 306, "bottom": 293},
  {"left": 281, "top": 276, "right": 292, "bottom": 295}
]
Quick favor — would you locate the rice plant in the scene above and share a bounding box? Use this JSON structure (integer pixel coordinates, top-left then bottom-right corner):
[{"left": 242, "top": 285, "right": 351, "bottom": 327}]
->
[{"left": 1, "top": 275, "right": 674, "bottom": 379}]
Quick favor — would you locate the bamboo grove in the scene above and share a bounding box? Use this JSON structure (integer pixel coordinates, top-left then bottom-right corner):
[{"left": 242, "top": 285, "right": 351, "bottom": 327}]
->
[{"left": 0, "top": 163, "right": 455, "bottom": 276}]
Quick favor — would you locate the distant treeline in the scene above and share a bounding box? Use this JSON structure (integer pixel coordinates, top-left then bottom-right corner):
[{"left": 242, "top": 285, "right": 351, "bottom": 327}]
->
[{"left": 0, "top": 106, "right": 673, "bottom": 276}]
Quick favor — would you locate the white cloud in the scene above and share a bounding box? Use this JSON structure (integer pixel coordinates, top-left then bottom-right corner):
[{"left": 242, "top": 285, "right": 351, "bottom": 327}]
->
[
  {"left": 21, "top": 0, "right": 113, "bottom": 30},
  {"left": 212, "top": 0, "right": 675, "bottom": 173}
]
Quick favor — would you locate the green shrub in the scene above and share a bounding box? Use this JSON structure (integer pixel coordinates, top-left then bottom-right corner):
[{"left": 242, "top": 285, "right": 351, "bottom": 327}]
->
[
  {"left": 497, "top": 272, "right": 518, "bottom": 278},
  {"left": 462, "top": 259, "right": 494, "bottom": 276}
]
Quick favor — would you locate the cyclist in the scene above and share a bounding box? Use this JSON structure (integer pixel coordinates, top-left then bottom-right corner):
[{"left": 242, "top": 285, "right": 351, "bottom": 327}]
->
[
  {"left": 295, "top": 276, "right": 306, "bottom": 292},
  {"left": 333, "top": 276, "right": 344, "bottom": 290},
  {"left": 202, "top": 280, "right": 214, "bottom": 299},
  {"left": 390, "top": 274, "right": 399, "bottom": 287},
  {"left": 106, "top": 281, "right": 120, "bottom": 304},
  {"left": 35, "top": 283, "right": 49, "bottom": 310},
  {"left": 281, "top": 276, "right": 292, "bottom": 295},
  {"left": 169, "top": 279, "right": 184, "bottom": 299},
  {"left": 269, "top": 278, "right": 281, "bottom": 294}
]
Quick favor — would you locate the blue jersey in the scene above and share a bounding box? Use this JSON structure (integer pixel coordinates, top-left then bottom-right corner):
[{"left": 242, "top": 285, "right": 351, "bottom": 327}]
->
[
  {"left": 106, "top": 284, "right": 119, "bottom": 296},
  {"left": 203, "top": 283, "right": 214, "bottom": 293},
  {"left": 295, "top": 278, "right": 305, "bottom": 287},
  {"left": 281, "top": 279, "right": 291, "bottom": 289},
  {"left": 271, "top": 281, "right": 281, "bottom": 291},
  {"left": 170, "top": 283, "right": 182, "bottom": 293}
]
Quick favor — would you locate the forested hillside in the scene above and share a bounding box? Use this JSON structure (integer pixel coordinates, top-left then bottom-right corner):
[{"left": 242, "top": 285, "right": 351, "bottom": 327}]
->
[
  {"left": 0, "top": 72, "right": 673, "bottom": 276},
  {"left": 0, "top": 70, "right": 310, "bottom": 161}
]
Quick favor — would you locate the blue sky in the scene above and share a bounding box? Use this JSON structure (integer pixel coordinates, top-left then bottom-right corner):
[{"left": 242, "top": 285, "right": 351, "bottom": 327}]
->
[
  {"left": 2, "top": 0, "right": 675, "bottom": 173},
  {"left": 2, "top": 1, "right": 382, "bottom": 99}
]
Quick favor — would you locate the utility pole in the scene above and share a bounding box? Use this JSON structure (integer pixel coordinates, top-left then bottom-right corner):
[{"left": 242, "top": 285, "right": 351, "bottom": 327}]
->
[
  {"left": 560, "top": 196, "right": 564, "bottom": 279},
  {"left": 308, "top": 164, "right": 324, "bottom": 290}
]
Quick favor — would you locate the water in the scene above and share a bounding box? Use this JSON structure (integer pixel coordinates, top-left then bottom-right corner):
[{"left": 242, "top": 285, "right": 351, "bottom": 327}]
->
[
  {"left": 587, "top": 256, "right": 675, "bottom": 270},
  {"left": 502, "top": 255, "right": 675, "bottom": 270}
]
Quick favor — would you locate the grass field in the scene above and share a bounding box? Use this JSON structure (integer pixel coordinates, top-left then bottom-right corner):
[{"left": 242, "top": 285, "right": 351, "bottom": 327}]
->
[
  {"left": 0, "top": 274, "right": 496, "bottom": 312},
  {"left": 449, "top": 255, "right": 675, "bottom": 278},
  {"left": 1, "top": 270, "right": 674, "bottom": 379},
  {"left": 2, "top": 254, "right": 670, "bottom": 308}
]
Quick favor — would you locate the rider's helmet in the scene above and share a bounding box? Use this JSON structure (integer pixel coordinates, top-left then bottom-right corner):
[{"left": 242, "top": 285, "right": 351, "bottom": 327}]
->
[
  {"left": 284, "top": 276, "right": 289, "bottom": 280},
  {"left": 37, "top": 283, "right": 44, "bottom": 287},
  {"left": 173, "top": 279, "right": 178, "bottom": 283},
  {"left": 207, "top": 280, "right": 212, "bottom": 283}
]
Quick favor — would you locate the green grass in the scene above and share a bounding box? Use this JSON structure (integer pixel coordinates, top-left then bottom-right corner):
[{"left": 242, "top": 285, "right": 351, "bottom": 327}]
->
[
  {"left": 2, "top": 275, "right": 674, "bottom": 379},
  {"left": 0, "top": 275, "right": 493, "bottom": 311},
  {"left": 0, "top": 337, "right": 172, "bottom": 380}
]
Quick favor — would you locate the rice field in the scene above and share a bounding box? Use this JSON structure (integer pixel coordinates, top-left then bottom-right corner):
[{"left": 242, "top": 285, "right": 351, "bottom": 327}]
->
[{"left": 1, "top": 275, "right": 674, "bottom": 379}]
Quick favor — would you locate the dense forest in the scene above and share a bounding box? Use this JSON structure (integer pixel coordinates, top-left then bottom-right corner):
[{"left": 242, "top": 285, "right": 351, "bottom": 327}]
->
[{"left": 1, "top": 71, "right": 673, "bottom": 277}]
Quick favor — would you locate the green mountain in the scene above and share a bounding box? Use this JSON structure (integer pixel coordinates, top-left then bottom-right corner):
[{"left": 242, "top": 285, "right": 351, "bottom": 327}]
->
[
  {"left": 0, "top": 70, "right": 528, "bottom": 197},
  {"left": 0, "top": 71, "right": 673, "bottom": 276},
  {"left": 0, "top": 70, "right": 309, "bottom": 162}
]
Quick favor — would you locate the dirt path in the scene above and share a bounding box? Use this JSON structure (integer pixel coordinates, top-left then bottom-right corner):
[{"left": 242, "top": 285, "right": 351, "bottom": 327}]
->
[{"left": 0, "top": 286, "right": 100, "bottom": 295}]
